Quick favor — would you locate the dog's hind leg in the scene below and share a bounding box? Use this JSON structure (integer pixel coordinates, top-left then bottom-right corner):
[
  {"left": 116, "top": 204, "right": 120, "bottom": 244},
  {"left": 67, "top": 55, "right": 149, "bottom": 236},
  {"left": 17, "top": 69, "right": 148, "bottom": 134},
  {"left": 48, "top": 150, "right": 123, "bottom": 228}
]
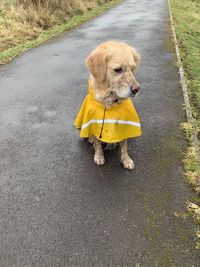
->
[
  {"left": 120, "top": 139, "right": 134, "bottom": 170},
  {"left": 92, "top": 136, "right": 105, "bottom": 165}
]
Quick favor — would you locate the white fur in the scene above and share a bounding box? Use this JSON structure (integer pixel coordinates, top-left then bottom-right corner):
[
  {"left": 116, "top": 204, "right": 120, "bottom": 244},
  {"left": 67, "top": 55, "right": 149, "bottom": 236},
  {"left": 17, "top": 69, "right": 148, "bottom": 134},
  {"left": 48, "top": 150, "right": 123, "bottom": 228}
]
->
[{"left": 115, "top": 87, "right": 131, "bottom": 99}]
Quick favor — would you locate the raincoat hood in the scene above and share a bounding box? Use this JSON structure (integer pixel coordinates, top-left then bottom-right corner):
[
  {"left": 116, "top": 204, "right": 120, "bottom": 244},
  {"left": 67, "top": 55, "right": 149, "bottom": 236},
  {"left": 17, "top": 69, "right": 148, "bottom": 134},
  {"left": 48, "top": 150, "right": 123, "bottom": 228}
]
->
[{"left": 74, "top": 80, "right": 142, "bottom": 143}]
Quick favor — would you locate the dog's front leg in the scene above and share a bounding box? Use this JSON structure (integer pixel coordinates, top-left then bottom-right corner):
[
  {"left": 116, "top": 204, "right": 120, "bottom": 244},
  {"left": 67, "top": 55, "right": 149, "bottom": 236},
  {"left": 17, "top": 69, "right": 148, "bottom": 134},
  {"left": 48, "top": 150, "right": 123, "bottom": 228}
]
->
[
  {"left": 120, "top": 139, "right": 134, "bottom": 169},
  {"left": 92, "top": 136, "right": 105, "bottom": 165}
]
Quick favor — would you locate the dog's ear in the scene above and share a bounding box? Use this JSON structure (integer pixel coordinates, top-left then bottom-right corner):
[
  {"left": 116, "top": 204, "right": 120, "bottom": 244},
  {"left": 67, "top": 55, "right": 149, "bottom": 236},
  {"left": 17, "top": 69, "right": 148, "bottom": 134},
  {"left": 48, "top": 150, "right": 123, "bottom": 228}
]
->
[
  {"left": 86, "top": 47, "right": 108, "bottom": 83},
  {"left": 130, "top": 47, "right": 140, "bottom": 67}
]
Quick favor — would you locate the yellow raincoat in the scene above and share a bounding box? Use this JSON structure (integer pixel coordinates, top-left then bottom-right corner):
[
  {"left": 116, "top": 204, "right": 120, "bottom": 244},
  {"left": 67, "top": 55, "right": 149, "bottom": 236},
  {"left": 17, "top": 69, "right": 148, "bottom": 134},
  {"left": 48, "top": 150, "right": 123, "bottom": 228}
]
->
[{"left": 74, "top": 81, "right": 142, "bottom": 143}]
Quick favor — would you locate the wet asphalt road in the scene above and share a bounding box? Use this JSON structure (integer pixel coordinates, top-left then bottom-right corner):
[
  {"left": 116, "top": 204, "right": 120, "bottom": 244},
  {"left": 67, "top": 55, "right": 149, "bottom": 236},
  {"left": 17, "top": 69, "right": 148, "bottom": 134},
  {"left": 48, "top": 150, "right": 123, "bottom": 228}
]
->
[{"left": 0, "top": 0, "right": 200, "bottom": 266}]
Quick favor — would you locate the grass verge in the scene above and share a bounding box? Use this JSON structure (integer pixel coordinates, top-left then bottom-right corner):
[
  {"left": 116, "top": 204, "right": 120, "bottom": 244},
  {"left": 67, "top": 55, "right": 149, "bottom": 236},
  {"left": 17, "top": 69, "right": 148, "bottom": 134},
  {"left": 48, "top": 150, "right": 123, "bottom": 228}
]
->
[
  {"left": 169, "top": 0, "right": 200, "bottom": 249},
  {"left": 169, "top": 0, "right": 200, "bottom": 135},
  {"left": 183, "top": 137, "right": 200, "bottom": 249},
  {"left": 0, "top": 0, "right": 122, "bottom": 64}
]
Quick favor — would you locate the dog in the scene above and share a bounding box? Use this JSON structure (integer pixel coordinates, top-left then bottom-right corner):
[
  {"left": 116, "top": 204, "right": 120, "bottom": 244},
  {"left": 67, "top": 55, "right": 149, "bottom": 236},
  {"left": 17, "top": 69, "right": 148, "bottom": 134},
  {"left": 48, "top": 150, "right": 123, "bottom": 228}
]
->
[{"left": 74, "top": 41, "right": 142, "bottom": 169}]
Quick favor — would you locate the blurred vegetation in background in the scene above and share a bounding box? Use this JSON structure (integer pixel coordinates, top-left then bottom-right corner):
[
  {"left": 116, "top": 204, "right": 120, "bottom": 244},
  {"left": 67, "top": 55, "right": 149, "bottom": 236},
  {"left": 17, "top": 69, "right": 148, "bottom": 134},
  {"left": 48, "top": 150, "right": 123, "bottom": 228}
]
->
[{"left": 0, "top": 0, "right": 112, "bottom": 53}]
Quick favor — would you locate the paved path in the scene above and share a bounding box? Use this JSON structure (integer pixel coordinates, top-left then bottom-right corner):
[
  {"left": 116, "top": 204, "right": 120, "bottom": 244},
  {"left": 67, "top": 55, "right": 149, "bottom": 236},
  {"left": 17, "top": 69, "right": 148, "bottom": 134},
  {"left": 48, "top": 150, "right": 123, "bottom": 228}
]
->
[{"left": 0, "top": 0, "right": 199, "bottom": 266}]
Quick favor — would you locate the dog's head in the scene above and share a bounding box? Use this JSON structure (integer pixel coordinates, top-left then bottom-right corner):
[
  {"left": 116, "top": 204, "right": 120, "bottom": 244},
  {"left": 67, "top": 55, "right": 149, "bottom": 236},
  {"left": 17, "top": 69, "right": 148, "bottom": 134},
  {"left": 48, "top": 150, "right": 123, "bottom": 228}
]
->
[{"left": 86, "top": 41, "right": 140, "bottom": 106}]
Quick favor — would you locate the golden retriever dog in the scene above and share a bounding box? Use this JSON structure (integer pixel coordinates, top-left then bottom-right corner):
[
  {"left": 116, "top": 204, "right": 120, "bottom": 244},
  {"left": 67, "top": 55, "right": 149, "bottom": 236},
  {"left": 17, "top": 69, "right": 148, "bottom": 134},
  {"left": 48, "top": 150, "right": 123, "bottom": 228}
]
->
[{"left": 75, "top": 41, "right": 141, "bottom": 169}]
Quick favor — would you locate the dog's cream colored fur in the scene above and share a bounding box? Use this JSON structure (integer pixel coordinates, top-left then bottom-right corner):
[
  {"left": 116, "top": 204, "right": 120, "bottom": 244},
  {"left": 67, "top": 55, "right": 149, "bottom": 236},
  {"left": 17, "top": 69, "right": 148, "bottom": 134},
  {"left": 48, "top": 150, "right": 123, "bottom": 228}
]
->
[{"left": 86, "top": 41, "right": 140, "bottom": 169}]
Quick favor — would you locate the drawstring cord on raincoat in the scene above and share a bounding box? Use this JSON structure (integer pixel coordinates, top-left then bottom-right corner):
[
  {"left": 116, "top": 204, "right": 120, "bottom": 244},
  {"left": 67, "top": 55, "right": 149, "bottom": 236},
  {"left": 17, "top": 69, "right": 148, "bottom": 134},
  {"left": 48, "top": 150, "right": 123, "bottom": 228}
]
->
[{"left": 99, "top": 106, "right": 106, "bottom": 139}]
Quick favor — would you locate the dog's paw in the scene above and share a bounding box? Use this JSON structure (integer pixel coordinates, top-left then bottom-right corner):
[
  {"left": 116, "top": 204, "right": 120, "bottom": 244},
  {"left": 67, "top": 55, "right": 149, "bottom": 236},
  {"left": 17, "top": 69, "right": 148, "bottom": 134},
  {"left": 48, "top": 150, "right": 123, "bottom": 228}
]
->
[
  {"left": 121, "top": 156, "right": 135, "bottom": 170},
  {"left": 94, "top": 154, "right": 105, "bottom": 165}
]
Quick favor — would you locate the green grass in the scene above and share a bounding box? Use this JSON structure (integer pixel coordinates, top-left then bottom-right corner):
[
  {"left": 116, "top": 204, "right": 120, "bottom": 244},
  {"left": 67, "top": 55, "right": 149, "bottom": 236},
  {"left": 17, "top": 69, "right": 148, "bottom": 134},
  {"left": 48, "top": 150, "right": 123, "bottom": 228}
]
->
[
  {"left": 184, "top": 146, "right": 200, "bottom": 248},
  {"left": 170, "top": 0, "right": 200, "bottom": 130},
  {"left": 170, "top": 0, "right": 200, "bottom": 249},
  {"left": 0, "top": 0, "right": 122, "bottom": 64}
]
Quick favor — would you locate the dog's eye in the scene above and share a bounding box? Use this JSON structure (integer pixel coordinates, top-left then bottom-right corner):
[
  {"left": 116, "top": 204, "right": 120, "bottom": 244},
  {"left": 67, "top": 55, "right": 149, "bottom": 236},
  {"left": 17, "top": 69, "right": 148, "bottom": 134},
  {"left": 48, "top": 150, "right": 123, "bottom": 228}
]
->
[{"left": 114, "top": 67, "right": 123, "bottom": 73}]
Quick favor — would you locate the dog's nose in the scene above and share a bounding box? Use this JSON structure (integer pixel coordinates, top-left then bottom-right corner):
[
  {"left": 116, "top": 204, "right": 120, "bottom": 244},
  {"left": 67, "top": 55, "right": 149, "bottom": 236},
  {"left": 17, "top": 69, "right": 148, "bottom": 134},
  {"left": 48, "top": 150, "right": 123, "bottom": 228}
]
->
[{"left": 131, "top": 83, "right": 140, "bottom": 95}]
